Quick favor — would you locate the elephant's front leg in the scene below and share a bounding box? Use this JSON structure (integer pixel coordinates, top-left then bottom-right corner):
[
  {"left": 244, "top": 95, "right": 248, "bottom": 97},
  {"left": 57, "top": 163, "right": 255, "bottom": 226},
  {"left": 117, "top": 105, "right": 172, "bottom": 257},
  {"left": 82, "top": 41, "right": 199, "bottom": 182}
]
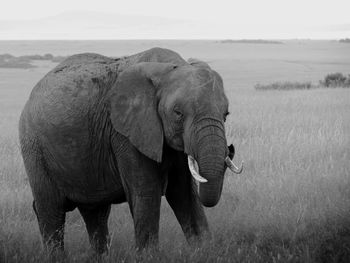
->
[
  {"left": 132, "top": 194, "right": 161, "bottom": 249},
  {"left": 166, "top": 153, "right": 209, "bottom": 244},
  {"left": 116, "top": 140, "right": 162, "bottom": 250}
]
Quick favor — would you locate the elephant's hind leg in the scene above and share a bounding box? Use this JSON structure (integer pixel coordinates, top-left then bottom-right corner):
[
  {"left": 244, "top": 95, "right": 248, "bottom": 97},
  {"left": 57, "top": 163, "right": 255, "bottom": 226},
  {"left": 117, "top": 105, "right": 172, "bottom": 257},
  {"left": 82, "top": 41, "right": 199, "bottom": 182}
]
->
[
  {"left": 33, "top": 199, "right": 66, "bottom": 251},
  {"left": 21, "top": 138, "right": 66, "bottom": 251},
  {"left": 78, "top": 204, "right": 111, "bottom": 254}
]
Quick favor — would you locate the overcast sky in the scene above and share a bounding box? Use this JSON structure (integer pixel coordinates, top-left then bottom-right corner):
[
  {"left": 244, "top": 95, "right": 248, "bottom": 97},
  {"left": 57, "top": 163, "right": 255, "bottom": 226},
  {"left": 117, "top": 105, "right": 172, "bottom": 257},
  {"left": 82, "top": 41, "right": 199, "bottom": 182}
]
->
[{"left": 1, "top": 0, "right": 350, "bottom": 39}]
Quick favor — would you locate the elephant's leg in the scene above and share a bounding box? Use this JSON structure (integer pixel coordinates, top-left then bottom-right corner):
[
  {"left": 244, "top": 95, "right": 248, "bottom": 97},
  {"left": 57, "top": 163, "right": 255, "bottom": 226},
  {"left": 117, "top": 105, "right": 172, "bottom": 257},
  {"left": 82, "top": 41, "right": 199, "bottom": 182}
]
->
[
  {"left": 115, "top": 139, "right": 162, "bottom": 250},
  {"left": 33, "top": 199, "right": 66, "bottom": 251},
  {"left": 130, "top": 193, "right": 162, "bottom": 250},
  {"left": 78, "top": 205, "right": 111, "bottom": 254},
  {"left": 21, "top": 138, "right": 66, "bottom": 251},
  {"left": 165, "top": 153, "right": 209, "bottom": 244}
]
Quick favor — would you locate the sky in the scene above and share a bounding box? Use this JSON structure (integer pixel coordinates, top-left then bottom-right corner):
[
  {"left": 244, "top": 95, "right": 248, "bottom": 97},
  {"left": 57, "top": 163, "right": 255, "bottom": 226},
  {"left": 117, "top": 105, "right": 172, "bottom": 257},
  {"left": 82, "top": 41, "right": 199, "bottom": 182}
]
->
[{"left": 1, "top": 0, "right": 350, "bottom": 39}]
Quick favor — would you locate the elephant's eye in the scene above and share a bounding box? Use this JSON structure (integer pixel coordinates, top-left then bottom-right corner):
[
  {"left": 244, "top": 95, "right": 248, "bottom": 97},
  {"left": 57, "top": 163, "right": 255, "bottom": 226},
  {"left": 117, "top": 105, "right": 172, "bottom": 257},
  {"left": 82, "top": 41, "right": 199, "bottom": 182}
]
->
[{"left": 173, "top": 107, "right": 183, "bottom": 120}]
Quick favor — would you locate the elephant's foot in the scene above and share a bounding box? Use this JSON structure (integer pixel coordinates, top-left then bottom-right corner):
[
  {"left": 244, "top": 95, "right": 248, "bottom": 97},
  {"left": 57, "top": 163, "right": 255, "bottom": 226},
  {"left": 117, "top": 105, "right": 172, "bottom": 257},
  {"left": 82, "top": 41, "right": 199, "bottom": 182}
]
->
[
  {"left": 186, "top": 229, "right": 212, "bottom": 249},
  {"left": 135, "top": 234, "right": 159, "bottom": 252},
  {"left": 45, "top": 246, "right": 67, "bottom": 262},
  {"left": 78, "top": 204, "right": 111, "bottom": 255}
]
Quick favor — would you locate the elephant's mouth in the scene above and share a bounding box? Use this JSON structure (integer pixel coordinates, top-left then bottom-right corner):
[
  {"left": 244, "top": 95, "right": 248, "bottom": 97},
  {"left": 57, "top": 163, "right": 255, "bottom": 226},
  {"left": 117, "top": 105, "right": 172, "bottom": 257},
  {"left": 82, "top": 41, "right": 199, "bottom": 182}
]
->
[
  {"left": 187, "top": 147, "right": 243, "bottom": 207},
  {"left": 187, "top": 150, "right": 244, "bottom": 183}
]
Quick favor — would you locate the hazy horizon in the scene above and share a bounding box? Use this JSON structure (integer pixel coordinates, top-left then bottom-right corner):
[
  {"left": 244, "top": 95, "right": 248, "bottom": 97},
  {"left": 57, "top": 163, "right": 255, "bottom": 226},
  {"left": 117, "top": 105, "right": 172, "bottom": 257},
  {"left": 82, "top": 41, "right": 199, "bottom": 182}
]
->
[{"left": 1, "top": 0, "right": 350, "bottom": 40}]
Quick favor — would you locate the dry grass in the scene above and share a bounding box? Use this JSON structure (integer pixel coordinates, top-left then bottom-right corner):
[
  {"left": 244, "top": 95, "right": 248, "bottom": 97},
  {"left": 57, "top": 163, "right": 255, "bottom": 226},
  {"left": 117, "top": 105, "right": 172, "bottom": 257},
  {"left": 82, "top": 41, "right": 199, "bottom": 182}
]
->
[
  {"left": 0, "top": 44, "right": 350, "bottom": 262},
  {"left": 1, "top": 88, "right": 349, "bottom": 262}
]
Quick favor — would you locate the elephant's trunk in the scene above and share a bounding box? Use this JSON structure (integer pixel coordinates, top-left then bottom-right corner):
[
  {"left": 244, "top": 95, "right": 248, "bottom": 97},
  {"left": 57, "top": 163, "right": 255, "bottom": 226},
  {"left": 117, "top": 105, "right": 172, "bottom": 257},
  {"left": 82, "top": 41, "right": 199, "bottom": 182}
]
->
[{"left": 190, "top": 117, "right": 227, "bottom": 207}]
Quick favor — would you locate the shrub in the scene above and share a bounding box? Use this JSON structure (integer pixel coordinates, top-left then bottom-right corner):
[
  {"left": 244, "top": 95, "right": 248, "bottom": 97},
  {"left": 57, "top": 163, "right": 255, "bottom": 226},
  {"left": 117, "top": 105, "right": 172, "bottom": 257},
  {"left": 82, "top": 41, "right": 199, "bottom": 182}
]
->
[
  {"left": 320, "top": 72, "right": 350, "bottom": 87},
  {"left": 255, "top": 81, "right": 313, "bottom": 90},
  {"left": 339, "top": 38, "right": 350, "bottom": 43},
  {"left": 255, "top": 72, "right": 350, "bottom": 91}
]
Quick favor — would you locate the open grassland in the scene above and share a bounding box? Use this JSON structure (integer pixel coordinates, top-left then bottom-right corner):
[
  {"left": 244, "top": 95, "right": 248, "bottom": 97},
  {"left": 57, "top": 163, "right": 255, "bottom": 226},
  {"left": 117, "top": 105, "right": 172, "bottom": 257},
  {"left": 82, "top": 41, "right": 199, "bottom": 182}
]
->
[{"left": 0, "top": 40, "right": 350, "bottom": 262}]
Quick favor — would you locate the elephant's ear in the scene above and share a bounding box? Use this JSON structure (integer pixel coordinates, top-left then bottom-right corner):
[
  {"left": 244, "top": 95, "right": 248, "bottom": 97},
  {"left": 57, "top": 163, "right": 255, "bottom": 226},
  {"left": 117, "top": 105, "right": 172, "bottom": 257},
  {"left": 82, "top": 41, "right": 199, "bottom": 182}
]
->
[
  {"left": 109, "top": 62, "right": 176, "bottom": 163},
  {"left": 188, "top": 58, "right": 211, "bottom": 69}
]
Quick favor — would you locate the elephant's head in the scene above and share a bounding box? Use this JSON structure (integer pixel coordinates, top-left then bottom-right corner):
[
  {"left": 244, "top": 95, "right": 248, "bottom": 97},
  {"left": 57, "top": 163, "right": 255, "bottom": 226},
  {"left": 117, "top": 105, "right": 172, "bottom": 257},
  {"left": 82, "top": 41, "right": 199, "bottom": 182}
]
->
[{"left": 109, "top": 56, "right": 242, "bottom": 207}]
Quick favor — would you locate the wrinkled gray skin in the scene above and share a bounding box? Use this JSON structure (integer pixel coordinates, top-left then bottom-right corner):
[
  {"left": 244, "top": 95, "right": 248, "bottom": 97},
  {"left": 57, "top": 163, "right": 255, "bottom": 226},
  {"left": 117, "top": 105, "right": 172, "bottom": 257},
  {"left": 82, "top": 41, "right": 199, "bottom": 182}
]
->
[{"left": 19, "top": 48, "right": 234, "bottom": 253}]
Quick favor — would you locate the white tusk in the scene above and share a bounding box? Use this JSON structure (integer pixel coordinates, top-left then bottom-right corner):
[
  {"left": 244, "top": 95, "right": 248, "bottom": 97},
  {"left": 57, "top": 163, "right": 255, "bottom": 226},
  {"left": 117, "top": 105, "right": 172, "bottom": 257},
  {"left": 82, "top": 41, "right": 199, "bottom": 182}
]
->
[
  {"left": 225, "top": 157, "right": 244, "bottom": 174},
  {"left": 187, "top": 155, "right": 208, "bottom": 183}
]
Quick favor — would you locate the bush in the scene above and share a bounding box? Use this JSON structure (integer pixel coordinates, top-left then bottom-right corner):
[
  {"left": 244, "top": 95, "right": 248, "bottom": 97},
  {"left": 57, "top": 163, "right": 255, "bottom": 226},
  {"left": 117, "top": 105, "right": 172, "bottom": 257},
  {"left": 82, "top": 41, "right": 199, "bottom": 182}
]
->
[
  {"left": 320, "top": 72, "right": 350, "bottom": 87},
  {"left": 255, "top": 81, "right": 313, "bottom": 90},
  {"left": 255, "top": 72, "right": 350, "bottom": 91},
  {"left": 339, "top": 38, "right": 350, "bottom": 43}
]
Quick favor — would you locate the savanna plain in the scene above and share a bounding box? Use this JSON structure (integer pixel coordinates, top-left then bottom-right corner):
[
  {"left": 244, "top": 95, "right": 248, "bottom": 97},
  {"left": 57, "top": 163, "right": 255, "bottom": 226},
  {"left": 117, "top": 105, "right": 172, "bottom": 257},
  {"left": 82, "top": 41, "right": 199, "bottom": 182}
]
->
[{"left": 0, "top": 40, "right": 349, "bottom": 262}]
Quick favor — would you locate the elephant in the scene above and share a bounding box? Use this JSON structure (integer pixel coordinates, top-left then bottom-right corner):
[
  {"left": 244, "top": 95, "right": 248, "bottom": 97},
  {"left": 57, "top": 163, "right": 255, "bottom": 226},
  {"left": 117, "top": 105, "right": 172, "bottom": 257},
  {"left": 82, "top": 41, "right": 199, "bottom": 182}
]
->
[{"left": 19, "top": 47, "right": 243, "bottom": 254}]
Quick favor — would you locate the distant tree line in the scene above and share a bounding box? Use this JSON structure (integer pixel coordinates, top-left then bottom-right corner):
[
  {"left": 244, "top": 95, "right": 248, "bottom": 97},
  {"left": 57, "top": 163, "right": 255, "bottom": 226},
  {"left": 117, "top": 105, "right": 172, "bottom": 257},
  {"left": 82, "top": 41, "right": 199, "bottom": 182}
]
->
[
  {"left": 255, "top": 72, "right": 350, "bottom": 90},
  {"left": 0, "top": 54, "right": 67, "bottom": 69},
  {"left": 219, "top": 39, "right": 283, "bottom": 44}
]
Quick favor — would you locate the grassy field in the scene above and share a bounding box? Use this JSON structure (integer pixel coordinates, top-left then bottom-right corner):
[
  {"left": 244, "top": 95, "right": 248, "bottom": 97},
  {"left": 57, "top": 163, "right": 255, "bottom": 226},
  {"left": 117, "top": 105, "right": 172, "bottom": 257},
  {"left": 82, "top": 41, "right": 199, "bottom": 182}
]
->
[{"left": 0, "top": 40, "right": 350, "bottom": 262}]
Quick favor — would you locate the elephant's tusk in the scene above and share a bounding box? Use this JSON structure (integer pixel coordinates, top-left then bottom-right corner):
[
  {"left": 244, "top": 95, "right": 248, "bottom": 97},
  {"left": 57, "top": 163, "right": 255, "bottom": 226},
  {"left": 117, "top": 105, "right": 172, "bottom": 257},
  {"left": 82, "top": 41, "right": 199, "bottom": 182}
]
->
[
  {"left": 188, "top": 155, "right": 208, "bottom": 183},
  {"left": 225, "top": 157, "right": 244, "bottom": 174}
]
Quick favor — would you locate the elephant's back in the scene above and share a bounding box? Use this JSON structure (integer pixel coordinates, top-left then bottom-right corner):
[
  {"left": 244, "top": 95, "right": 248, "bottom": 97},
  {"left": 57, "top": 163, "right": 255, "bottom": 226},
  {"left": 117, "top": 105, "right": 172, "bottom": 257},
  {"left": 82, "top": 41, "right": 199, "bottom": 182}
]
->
[
  {"left": 29, "top": 53, "right": 120, "bottom": 103},
  {"left": 20, "top": 53, "right": 120, "bottom": 171},
  {"left": 24, "top": 53, "right": 120, "bottom": 131}
]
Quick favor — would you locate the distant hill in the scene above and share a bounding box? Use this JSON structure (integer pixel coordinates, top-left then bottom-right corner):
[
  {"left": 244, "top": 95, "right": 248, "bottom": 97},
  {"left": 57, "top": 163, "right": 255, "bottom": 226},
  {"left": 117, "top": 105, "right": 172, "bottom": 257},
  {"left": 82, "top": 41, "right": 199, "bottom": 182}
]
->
[
  {"left": 220, "top": 39, "right": 283, "bottom": 44},
  {"left": 339, "top": 38, "right": 350, "bottom": 43}
]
